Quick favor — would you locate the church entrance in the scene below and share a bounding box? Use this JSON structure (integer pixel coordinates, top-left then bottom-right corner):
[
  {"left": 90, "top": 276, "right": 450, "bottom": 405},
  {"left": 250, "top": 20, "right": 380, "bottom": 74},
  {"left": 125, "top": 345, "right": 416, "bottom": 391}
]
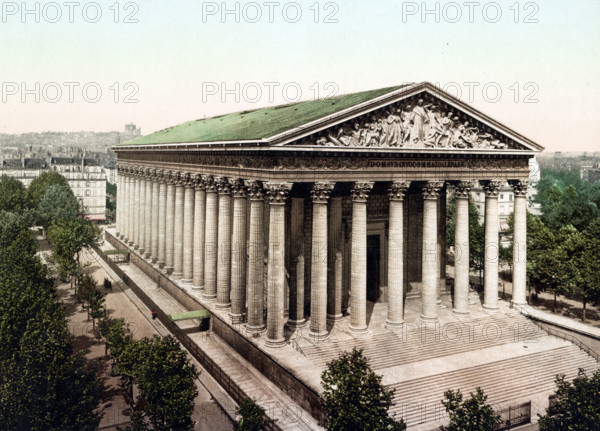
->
[{"left": 367, "top": 234, "right": 381, "bottom": 302}]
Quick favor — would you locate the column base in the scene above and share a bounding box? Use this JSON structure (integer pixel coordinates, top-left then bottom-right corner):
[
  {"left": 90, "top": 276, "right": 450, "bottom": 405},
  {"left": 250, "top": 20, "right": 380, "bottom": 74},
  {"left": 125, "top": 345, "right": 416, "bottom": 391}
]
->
[
  {"left": 180, "top": 278, "right": 193, "bottom": 285},
  {"left": 191, "top": 285, "right": 203, "bottom": 291},
  {"left": 172, "top": 272, "right": 183, "bottom": 280},
  {"left": 265, "top": 338, "right": 286, "bottom": 348},
  {"left": 482, "top": 304, "right": 500, "bottom": 313},
  {"left": 229, "top": 313, "right": 245, "bottom": 324},
  {"left": 215, "top": 301, "right": 231, "bottom": 310},
  {"left": 308, "top": 329, "right": 328, "bottom": 340},
  {"left": 511, "top": 300, "right": 528, "bottom": 307},
  {"left": 286, "top": 318, "right": 306, "bottom": 328},
  {"left": 202, "top": 293, "right": 217, "bottom": 300},
  {"left": 349, "top": 324, "right": 368, "bottom": 334},
  {"left": 419, "top": 313, "right": 439, "bottom": 323},
  {"left": 327, "top": 313, "right": 344, "bottom": 322},
  {"left": 452, "top": 309, "right": 471, "bottom": 317},
  {"left": 245, "top": 324, "right": 266, "bottom": 334},
  {"left": 385, "top": 320, "right": 404, "bottom": 330}
]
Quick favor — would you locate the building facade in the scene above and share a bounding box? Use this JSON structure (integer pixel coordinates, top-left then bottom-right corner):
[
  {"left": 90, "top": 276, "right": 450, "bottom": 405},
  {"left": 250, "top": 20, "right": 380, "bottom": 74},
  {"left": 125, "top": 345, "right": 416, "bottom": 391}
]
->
[{"left": 114, "top": 83, "right": 541, "bottom": 347}]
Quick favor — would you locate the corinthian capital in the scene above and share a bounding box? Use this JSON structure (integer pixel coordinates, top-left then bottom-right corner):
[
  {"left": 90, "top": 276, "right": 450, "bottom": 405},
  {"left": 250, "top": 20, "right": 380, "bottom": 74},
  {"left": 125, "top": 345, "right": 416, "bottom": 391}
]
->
[
  {"left": 481, "top": 180, "right": 503, "bottom": 197},
  {"left": 508, "top": 179, "right": 528, "bottom": 197},
  {"left": 388, "top": 181, "right": 410, "bottom": 201},
  {"left": 246, "top": 180, "right": 264, "bottom": 200},
  {"left": 265, "top": 182, "right": 292, "bottom": 204},
  {"left": 452, "top": 181, "right": 474, "bottom": 199},
  {"left": 351, "top": 182, "right": 374, "bottom": 202},
  {"left": 422, "top": 181, "right": 444, "bottom": 199},
  {"left": 311, "top": 182, "right": 334, "bottom": 203}
]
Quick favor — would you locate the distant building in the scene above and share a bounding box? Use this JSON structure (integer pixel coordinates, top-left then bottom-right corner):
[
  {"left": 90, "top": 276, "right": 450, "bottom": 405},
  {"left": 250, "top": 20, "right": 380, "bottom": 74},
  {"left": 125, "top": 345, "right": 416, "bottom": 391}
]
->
[{"left": 1, "top": 157, "right": 106, "bottom": 221}]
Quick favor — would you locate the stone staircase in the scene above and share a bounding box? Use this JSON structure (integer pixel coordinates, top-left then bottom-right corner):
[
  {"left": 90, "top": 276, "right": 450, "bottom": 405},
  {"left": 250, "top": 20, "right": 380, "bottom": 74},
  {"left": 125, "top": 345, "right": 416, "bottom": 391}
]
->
[{"left": 389, "top": 343, "right": 599, "bottom": 429}]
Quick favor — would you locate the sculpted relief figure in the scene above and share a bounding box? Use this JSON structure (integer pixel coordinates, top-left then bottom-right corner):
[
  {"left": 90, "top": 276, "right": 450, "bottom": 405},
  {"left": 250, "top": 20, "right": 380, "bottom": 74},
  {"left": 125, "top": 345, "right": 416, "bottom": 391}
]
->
[{"left": 314, "top": 99, "right": 510, "bottom": 150}]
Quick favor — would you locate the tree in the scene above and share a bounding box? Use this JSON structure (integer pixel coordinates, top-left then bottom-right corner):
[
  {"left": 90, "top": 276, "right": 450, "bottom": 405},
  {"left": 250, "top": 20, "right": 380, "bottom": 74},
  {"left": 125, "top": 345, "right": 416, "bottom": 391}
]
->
[
  {"left": 27, "top": 171, "right": 70, "bottom": 204},
  {"left": 0, "top": 175, "right": 32, "bottom": 213},
  {"left": 538, "top": 369, "right": 600, "bottom": 431},
  {"left": 37, "top": 184, "right": 80, "bottom": 229},
  {"left": 79, "top": 274, "right": 105, "bottom": 331},
  {"left": 99, "top": 317, "right": 132, "bottom": 358},
  {"left": 439, "top": 387, "right": 502, "bottom": 431},
  {"left": 47, "top": 218, "right": 101, "bottom": 282},
  {"left": 320, "top": 348, "right": 406, "bottom": 431},
  {"left": 235, "top": 397, "right": 274, "bottom": 431}
]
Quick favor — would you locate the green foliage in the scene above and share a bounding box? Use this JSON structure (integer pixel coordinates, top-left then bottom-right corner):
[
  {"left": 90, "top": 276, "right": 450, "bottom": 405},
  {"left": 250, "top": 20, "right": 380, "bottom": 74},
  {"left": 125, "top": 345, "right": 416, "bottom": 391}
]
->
[
  {"left": 439, "top": 387, "right": 502, "bottom": 431},
  {"left": 106, "top": 181, "right": 117, "bottom": 197},
  {"left": 27, "top": 171, "right": 70, "bottom": 204},
  {"left": 321, "top": 348, "right": 406, "bottom": 431},
  {"left": 235, "top": 397, "right": 273, "bottom": 431},
  {"left": 0, "top": 207, "right": 103, "bottom": 431},
  {"left": 538, "top": 369, "right": 600, "bottom": 430},
  {"left": 37, "top": 184, "right": 80, "bottom": 228},
  {"left": 110, "top": 334, "right": 199, "bottom": 431},
  {"left": 47, "top": 217, "right": 101, "bottom": 280},
  {"left": 536, "top": 169, "right": 600, "bottom": 232},
  {"left": 0, "top": 175, "right": 33, "bottom": 212}
]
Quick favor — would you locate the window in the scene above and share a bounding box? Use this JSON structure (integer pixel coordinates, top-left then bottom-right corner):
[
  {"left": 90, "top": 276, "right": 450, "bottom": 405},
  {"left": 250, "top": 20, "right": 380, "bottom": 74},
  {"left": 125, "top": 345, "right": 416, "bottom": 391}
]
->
[
  {"left": 85, "top": 189, "right": 91, "bottom": 197},
  {"left": 500, "top": 194, "right": 504, "bottom": 200}
]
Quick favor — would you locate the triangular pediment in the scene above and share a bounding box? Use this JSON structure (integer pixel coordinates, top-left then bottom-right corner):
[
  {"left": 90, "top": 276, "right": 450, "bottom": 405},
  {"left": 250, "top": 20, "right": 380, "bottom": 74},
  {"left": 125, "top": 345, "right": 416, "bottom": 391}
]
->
[{"left": 271, "top": 82, "right": 542, "bottom": 152}]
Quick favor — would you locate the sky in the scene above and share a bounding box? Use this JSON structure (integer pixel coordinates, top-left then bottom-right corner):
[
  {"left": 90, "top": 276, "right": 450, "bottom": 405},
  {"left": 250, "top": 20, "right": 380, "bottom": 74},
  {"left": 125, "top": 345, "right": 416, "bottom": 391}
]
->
[{"left": 1, "top": 0, "right": 599, "bottom": 152}]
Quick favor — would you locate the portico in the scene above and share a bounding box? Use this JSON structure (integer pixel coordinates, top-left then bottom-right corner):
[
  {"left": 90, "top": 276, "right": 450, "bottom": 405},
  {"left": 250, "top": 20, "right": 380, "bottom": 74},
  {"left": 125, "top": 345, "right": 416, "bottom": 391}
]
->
[{"left": 114, "top": 82, "right": 541, "bottom": 347}]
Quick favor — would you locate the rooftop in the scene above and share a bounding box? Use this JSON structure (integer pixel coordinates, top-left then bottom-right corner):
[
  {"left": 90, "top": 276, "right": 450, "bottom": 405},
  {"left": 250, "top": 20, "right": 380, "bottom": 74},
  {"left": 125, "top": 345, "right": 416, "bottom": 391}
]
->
[{"left": 122, "top": 85, "right": 407, "bottom": 145}]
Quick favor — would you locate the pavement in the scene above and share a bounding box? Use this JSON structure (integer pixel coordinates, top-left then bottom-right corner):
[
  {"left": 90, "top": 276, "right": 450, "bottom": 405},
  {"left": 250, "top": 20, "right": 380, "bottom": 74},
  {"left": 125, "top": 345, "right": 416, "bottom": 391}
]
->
[{"left": 61, "top": 248, "right": 235, "bottom": 431}]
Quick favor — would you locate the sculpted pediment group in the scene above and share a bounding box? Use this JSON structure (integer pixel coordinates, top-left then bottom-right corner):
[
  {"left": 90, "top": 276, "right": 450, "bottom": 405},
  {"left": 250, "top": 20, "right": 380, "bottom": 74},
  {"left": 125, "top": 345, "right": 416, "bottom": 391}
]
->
[{"left": 291, "top": 94, "right": 519, "bottom": 150}]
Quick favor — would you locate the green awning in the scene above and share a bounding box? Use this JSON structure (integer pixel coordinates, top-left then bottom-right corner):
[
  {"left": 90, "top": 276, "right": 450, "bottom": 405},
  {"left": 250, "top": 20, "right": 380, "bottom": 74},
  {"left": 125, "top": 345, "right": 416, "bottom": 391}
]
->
[{"left": 170, "top": 310, "right": 210, "bottom": 321}]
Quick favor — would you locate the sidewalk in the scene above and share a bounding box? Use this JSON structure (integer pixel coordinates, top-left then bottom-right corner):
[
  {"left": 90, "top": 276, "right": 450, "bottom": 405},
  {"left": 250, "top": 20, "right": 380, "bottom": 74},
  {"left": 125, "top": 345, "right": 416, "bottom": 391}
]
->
[{"left": 63, "top": 248, "right": 234, "bottom": 430}]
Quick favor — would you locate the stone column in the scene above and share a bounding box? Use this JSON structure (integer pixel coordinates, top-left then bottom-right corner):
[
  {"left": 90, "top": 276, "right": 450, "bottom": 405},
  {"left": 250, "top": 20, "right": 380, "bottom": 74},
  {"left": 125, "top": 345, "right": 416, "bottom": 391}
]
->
[
  {"left": 309, "top": 182, "right": 333, "bottom": 339},
  {"left": 288, "top": 198, "right": 305, "bottom": 327},
  {"left": 482, "top": 180, "right": 501, "bottom": 312},
  {"left": 421, "top": 181, "right": 443, "bottom": 322},
  {"left": 192, "top": 175, "right": 206, "bottom": 290},
  {"left": 138, "top": 172, "right": 147, "bottom": 255},
  {"left": 116, "top": 167, "right": 123, "bottom": 237},
  {"left": 453, "top": 181, "right": 472, "bottom": 316},
  {"left": 165, "top": 171, "right": 177, "bottom": 274},
  {"left": 134, "top": 172, "right": 141, "bottom": 250},
  {"left": 216, "top": 177, "right": 232, "bottom": 309},
  {"left": 246, "top": 181, "right": 265, "bottom": 332},
  {"left": 349, "top": 182, "right": 373, "bottom": 333},
  {"left": 203, "top": 176, "right": 218, "bottom": 300},
  {"left": 327, "top": 197, "right": 343, "bottom": 322},
  {"left": 230, "top": 180, "right": 248, "bottom": 323},
  {"left": 265, "top": 182, "right": 291, "bottom": 347},
  {"left": 172, "top": 173, "right": 186, "bottom": 280},
  {"left": 151, "top": 170, "right": 160, "bottom": 264},
  {"left": 386, "top": 181, "right": 409, "bottom": 329},
  {"left": 510, "top": 180, "right": 529, "bottom": 306},
  {"left": 157, "top": 171, "right": 167, "bottom": 269},
  {"left": 144, "top": 170, "right": 153, "bottom": 259},
  {"left": 127, "top": 168, "right": 135, "bottom": 245},
  {"left": 181, "top": 174, "right": 195, "bottom": 284},
  {"left": 438, "top": 187, "right": 447, "bottom": 301}
]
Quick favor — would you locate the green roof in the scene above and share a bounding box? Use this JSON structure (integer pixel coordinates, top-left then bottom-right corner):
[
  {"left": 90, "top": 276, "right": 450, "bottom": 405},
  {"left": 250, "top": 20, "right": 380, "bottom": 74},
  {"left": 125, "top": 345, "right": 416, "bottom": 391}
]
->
[{"left": 123, "top": 85, "right": 407, "bottom": 145}]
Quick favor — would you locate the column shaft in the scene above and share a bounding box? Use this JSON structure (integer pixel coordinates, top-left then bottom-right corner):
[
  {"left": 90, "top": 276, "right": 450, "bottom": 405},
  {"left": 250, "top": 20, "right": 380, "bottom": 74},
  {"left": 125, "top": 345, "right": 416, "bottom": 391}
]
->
[
  {"left": 151, "top": 175, "right": 160, "bottom": 263},
  {"left": 116, "top": 169, "right": 122, "bottom": 237},
  {"left": 165, "top": 175, "right": 176, "bottom": 273},
  {"left": 453, "top": 182, "right": 472, "bottom": 316},
  {"left": 327, "top": 197, "right": 343, "bottom": 321},
  {"left": 192, "top": 177, "right": 206, "bottom": 290},
  {"left": 138, "top": 176, "right": 146, "bottom": 254},
  {"left": 203, "top": 177, "right": 218, "bottom": 299},
  {"left": 387, "top": 182, "right": 409, "bottom": 328},
  {"left": 127, "top": 172, "right": 135, "bottom": 245},
  {"left": 483, "top": 180, "right": 501, "bottom": 311},
  {"left": 246, "top": 181, "right": 265, "bottom": 331},
  {"left": 230, "top": 180, "right": 248, "bottom": 322},
  {"left": 421, "top": 182, "right": 442, "bottom": 322},
  {"left": 511, "top": 180, "right": 528, "bottom": 305},
  {"left": 265, "top": 183, "right": 291, "bottom": 347},
  {"left": 134, "top": 175, "right": 141, "bottom": 249},
  {"left": 181, "top": 183, "right": 195, "bottom": 283},
  {"left": 158, "top": 180, "right": 167, "bottom": 268},
  {"left": 216, "top": 178, "right": 232, "bottom": 308},
  {"left": 309, "top": 183, "right": 333, "bottom": 338},
  {"left": 173, "top": 178, "right": 185, "bottom": 279},
  {"left": 144, "top": 175, "right": 153, "bottom": 258}
]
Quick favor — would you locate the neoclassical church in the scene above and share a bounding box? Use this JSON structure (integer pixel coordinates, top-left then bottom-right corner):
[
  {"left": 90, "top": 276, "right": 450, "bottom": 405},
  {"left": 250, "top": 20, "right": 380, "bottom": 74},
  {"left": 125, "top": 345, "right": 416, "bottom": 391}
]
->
[{"left": 114, "top": 82, "right": 541, "bottom": 348}]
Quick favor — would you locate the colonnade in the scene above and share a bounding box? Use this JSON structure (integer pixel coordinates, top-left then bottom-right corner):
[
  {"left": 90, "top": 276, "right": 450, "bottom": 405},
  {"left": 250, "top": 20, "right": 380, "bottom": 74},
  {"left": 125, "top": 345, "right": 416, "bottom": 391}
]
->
[{"left": 116, "top": 165, "right": 529, "bottom": 347}]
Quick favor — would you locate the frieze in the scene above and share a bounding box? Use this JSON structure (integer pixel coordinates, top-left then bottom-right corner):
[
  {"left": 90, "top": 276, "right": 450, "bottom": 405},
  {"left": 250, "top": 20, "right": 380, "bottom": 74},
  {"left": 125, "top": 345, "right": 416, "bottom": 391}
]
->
[{"left": 290, "top": 96, "right": 516, "bottom": 150}]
